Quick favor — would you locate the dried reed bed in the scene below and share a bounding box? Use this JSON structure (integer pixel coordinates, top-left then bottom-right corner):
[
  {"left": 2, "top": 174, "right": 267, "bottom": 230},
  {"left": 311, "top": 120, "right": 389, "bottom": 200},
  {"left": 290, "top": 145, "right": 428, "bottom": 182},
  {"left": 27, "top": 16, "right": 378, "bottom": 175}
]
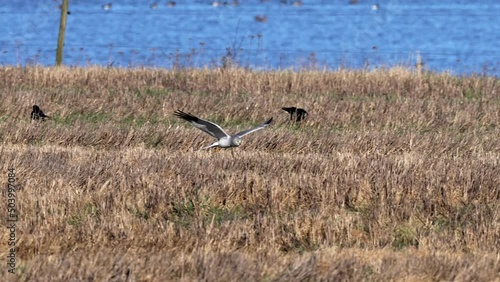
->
[{"left": 0, "top": 66, "right": 499, "bottom": 281}]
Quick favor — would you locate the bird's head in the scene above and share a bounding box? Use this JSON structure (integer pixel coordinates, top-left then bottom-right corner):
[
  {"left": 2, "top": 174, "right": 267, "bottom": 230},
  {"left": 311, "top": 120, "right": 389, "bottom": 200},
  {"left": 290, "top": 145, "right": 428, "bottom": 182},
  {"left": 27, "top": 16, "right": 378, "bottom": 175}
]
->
[{"left": 233, "top": 137, "right": 242, "bottom": 146}]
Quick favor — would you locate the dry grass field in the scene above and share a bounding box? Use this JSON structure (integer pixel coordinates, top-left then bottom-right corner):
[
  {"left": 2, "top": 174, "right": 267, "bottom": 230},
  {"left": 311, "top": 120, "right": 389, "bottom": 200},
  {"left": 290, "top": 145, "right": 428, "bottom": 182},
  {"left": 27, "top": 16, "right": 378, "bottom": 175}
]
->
[{"left": 0, "top": 66, "right": 499, "bottom": 281}]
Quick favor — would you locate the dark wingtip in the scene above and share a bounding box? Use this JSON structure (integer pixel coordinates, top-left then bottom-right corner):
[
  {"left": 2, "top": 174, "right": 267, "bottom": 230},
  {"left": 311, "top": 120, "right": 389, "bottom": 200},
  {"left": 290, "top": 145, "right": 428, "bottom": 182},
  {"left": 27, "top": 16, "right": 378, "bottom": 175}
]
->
[
  {"left": 173, "top": 110, "right": 188, "bottom": 117},
  {"left": 174, "top": 110, "right": 198, "bottom": 122},
  {"left": 265, "top": 117, "right": 273, "bottom": 125}
]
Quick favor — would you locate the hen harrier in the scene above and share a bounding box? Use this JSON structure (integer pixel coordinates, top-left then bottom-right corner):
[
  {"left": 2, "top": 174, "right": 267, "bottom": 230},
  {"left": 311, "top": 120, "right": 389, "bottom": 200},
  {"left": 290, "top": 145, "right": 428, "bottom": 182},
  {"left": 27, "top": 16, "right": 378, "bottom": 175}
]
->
[
  {"left": 282, "top": 107, "right": 308, "bottom": 122},
  {"left": 174, "top": 110, "right": 273, "bottom": 149},
  {"left": 31, "top": 105, "right": 50, "bottom": 121}
]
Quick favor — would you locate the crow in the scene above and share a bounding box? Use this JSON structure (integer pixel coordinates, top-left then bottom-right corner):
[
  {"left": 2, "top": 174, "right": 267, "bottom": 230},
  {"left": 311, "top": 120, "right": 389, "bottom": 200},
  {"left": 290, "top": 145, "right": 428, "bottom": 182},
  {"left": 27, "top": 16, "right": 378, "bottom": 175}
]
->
[
  {"left": 282, "top": 107, "right": 308, "bottom": 122},
  {"left": 31, "top": 105, "right": 50, "bottom": 121}
]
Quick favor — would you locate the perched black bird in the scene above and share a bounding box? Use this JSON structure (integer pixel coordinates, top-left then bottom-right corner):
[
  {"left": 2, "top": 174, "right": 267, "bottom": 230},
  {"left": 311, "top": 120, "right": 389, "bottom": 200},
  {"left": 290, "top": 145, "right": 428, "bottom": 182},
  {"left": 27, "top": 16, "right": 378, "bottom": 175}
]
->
[
  {"left": 31, "top": 105, "right": 50, "bottom": 121},
  {"left": 282, "top": 107, "right": 308, "bottom": 122}
]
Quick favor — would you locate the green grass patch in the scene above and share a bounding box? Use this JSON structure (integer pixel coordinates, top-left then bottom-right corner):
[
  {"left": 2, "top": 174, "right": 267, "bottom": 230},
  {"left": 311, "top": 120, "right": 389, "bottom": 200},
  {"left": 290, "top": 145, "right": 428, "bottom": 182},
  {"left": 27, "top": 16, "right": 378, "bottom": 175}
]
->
[
  {"left": 134, "top": 88, "right": 173, "bottom": 97},
  {"left": 120, "top": 114, "right": 163, "bottom": 127},
  {"left": 392, "top": 224, "right": 418, "bottom": 250}
]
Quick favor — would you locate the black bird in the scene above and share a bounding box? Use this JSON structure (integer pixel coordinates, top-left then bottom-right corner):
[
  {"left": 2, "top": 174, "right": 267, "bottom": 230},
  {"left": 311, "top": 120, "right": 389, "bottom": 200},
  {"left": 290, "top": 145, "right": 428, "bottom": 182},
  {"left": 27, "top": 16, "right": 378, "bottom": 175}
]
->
[
  {"left": 31, "top": 105, "right": 50, "bottom": 121},
  {"left": 282, "top": 107, "right": 308, "bottom": 122}
]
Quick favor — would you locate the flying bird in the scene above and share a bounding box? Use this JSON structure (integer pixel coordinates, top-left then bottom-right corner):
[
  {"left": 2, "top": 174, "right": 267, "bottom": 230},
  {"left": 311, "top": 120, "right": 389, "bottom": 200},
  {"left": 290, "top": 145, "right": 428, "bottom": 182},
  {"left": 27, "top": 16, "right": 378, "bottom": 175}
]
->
[
  {"left": 102, "top": 3, "right": 112, "bottom": 11},
  {"left": 282, "top": 107, "right": 308, "bottom": 122},
  {"left": 174, "top": 110, "right": 273, "bottom": 149},
  {"left": 31, "top": 105, "right": 50, "bottom": 121}
]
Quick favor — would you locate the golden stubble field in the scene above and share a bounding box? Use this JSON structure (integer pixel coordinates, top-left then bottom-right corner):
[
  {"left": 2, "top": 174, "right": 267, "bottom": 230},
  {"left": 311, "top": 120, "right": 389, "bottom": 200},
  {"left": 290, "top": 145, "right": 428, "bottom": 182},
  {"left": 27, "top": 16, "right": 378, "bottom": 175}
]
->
[{"left": 0, "top": 67, "right": 499, "bottom": 281}]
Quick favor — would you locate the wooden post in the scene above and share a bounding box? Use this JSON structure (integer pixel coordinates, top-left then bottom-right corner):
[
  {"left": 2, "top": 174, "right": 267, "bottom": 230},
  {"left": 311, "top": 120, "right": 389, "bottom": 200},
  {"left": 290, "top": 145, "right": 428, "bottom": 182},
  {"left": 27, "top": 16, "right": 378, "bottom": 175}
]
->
[{"left": 56, "top": 0, "right": 69, "bottom": 66}]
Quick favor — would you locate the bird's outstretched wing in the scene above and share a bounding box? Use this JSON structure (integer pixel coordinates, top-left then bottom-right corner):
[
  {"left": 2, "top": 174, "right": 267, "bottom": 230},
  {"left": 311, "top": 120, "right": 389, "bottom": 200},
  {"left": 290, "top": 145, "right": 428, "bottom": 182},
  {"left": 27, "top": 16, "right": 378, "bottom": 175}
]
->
[
  {"left": 234, "top": 117, "right": 273, "bottom": 138},
  {"left": 282, "top": 107, "right": 297, "bottom": 114},
  {"left": 282, "top": 107, "right": 296, "bottom": 112},
  {"left": 174, "top": 110, "right": 229, "bottom": 139},
  {"left": 282, "top": 107, "right": 297, "bottom": 120}
]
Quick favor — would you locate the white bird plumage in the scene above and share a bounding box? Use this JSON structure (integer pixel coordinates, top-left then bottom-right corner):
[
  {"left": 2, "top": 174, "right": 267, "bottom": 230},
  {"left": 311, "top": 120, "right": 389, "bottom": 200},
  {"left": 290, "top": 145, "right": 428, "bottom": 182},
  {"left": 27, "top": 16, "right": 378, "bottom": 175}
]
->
[{"left": 174, "top": 110, "right": 273, "bottom": 149}]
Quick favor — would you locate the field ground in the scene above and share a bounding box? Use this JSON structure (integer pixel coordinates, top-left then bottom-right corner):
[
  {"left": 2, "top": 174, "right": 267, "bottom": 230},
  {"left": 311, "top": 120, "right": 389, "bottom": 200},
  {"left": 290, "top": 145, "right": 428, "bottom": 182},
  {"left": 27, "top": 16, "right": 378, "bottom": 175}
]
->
[{"left": 0, "top": 67, "right": 499, "bottom": 281}]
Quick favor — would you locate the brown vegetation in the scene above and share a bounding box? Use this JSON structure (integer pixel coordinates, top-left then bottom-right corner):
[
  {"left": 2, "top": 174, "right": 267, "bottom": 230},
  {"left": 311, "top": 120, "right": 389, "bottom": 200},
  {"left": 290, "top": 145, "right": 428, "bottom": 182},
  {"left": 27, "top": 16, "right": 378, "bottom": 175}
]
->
[{"left": 0, "top": 67, "right": 499, "bottom": 281}]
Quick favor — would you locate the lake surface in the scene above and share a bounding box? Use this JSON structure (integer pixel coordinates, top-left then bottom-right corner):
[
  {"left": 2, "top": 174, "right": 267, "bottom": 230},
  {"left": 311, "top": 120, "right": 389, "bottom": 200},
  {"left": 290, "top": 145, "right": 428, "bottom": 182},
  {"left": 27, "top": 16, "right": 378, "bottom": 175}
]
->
[{"left": 1, "top": 0, "right": 499, "bottom": 75}]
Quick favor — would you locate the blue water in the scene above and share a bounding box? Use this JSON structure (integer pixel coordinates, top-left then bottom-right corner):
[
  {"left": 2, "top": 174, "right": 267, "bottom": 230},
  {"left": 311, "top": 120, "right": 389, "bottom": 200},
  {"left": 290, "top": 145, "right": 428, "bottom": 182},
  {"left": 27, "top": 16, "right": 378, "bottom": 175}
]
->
[{"left": 1, "top": 0, "right": 499, "bottom": 75}]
